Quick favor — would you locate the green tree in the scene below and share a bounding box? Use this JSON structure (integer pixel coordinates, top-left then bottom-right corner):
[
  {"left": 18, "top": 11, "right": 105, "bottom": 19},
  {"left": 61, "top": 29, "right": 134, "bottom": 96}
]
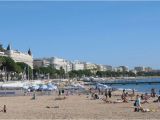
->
[
  {"left": 58, "top": 67, "right": 65, "bottom": 78},
  {"left": 0, "top": 43, "right": 5, "bottom": 52}
]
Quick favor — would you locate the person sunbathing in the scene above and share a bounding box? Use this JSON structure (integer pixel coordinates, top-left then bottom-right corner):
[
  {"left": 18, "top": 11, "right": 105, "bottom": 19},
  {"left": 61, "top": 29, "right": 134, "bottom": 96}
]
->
[
  {"left": 141, "top": 100, "right": 149, "bottom": 104},
  {"left": 121, "top": 93, "right": 129, "bottom": 103},
  {"left": 153, "top": 96, "right": 160, "bottom": 102},
  {"left": 141, "top": 94, "right": 150, "bottom": 104},
  {"left": 123, "top": 97, "right": 129, "bottom": 103},
  {"left": 128, "top": 93, "right": 135, "bottom": 101},
  {"left": 139, "top": 107, "right": 150, "bottom": 112},
  {"left": 102, "top": 97, "right": 127, "bottom": 104}
]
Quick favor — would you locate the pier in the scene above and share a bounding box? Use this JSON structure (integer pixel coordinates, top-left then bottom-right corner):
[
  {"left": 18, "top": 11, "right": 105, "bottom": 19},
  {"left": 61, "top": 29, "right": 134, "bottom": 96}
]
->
[{"left": 95, "top": 80, "right": 160, "bottom": 85}]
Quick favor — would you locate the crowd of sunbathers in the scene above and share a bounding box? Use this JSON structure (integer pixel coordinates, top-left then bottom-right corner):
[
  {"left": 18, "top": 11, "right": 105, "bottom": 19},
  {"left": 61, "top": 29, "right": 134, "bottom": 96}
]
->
[{"left": 88, "top": 87, "right": 160, "bottom": 112}]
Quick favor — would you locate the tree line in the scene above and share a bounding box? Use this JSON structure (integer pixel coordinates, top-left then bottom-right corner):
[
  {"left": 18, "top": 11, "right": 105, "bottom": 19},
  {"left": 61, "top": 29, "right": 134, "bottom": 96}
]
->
[
  {"left": 68, "top": 70, "right": 160, "bottom": 78},
  {"left": 0, "top": 56, "right": 160, "bottom": 81},
  {"left": 0, "top": 56, "right": 32, "bottom": 81}
]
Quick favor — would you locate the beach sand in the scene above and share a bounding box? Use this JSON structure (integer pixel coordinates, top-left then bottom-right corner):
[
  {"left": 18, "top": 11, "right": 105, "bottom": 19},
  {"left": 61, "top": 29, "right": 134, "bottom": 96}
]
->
[{"left": 0, "top": 92, "right": 159, "bottom": 119}]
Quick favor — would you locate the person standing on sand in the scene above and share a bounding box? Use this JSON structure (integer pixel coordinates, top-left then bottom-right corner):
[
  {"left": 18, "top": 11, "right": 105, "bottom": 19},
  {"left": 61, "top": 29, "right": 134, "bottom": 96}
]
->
[
  {"left": 32, "top": 91, "right": 36, "bottom": 100},
  {"left": 159, "top": 89, "right": 160, "bottom": 96},
  {"left": 123, "top": 89, "right": 125, "bottom": 94},
  {"left": 151, "top": 88, "right": 156, "bottom": 97},
  {"left": 62, "top": 89, "right": 64, "bottom": 95},
  {"left": 104, "top": 89, "right": 108, "bottom": 100},
  {"left": 132, "top": 89, "right": 135, "bottom": 95},
  {"left": 108, "top": 89, "right": 112, "bottom": 98},
  {"left": 3, "top": 105, "right": 6, "bottom": 113},
  {"left": 58, "top": 90, "right": 61, "bottom": 96},
  {"left": 98, "top": 88, "right": 101, "bottom": 95}
]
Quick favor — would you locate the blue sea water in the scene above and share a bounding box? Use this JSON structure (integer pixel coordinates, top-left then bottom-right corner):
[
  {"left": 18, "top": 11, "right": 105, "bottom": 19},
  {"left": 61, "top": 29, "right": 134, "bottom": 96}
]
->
[{"left": 107, "top": 78, "right": 160, "bottom": 94}]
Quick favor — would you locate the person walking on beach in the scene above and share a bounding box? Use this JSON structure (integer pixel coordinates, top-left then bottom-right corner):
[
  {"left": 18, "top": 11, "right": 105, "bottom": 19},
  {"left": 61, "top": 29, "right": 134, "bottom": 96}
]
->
[{"left": 134, "top": 95, "right": 141, "bottom": 112}]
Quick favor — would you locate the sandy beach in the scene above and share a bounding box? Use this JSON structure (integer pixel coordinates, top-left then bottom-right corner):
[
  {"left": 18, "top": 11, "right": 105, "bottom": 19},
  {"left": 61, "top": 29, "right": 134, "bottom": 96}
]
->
[{"left": 0, "top": 91, "right": 159, "bottom": 119}]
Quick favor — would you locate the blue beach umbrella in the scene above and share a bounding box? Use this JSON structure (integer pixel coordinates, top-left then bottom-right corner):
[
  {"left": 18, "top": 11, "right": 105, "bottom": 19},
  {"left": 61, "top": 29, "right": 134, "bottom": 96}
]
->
[
  {"left": 30, "top": 84, "right": 40, "bottom": 91},
  {"left": 39, "top": 84, "right": 48, "bottom": 91}
]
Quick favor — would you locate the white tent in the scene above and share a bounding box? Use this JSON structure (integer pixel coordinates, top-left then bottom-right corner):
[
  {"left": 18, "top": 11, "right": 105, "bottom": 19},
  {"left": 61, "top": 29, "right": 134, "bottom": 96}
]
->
[{"left": 1, "top": 82, "right": 24, "bottom": 89}]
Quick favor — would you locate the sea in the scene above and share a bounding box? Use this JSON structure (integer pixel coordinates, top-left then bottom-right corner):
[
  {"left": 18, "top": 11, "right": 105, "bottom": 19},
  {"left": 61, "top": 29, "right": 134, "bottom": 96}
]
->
[{"left": 106, "top": 78, "right": 160, "bottom": 94}]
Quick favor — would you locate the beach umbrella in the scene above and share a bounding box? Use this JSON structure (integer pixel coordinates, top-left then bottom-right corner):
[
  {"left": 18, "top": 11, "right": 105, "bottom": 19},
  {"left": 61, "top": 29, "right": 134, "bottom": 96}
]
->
[
  {"left": 38, "top": 84, "right": 48, "bottom": 91},
  {"left": 30, "top": 84, "right": 40, "bottom": 91},
  {"left": 47, "top": 83, "right": 58, "bottom": 91},
  {"left": 47, "top": 86, "right": 56, "bottom": 91},
  {"left": 23, "top": 85, "right": 30, "bottom": 90},
  {"left": 47, "top": 83, "right": 54, "bottom": 87}
]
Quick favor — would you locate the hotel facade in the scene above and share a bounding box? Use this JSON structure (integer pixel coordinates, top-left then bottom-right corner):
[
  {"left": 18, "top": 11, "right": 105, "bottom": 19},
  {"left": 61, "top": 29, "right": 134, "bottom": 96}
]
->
[{"left": 0, "top": 44, "right": 33, "bottom": 69}]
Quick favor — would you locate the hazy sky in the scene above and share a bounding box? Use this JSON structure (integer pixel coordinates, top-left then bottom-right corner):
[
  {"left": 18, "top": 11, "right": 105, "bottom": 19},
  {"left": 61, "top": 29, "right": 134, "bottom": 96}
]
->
[{"left": 0, "top": 1, "right": 160, "bottom": 68}]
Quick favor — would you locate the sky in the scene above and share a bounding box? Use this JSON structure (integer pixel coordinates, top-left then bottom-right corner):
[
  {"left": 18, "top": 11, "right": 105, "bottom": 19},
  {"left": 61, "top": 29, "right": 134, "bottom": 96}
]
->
[{"left": 0, "top": 1, "right": 160, "bottom": 69}]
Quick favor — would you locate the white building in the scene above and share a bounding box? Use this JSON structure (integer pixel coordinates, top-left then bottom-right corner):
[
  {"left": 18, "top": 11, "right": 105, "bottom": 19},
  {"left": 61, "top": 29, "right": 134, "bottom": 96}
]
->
[
  {"left": 34, "top": 57, "right": 72, "bottom": 72},
  {"left": 130, "top": 69, "right": 137, "bottom": 74},
  {"left": 105, "top": 65, "right": 112, "bottom": 71},
  {"left": 145, "top": 67, "right": 152, "bottom": 72},
  {"left": 0, "top": 52, "right": 7, "bottom": 57},
  {"left": 33, "top": 59, "right": 50, "bottom": 68},
  {"left": 113, "top": 67, "right": 123, "bottom": 72},
  {"left": 65, "top": 61, "right": 73, "bottom": 72},
  {"left": 84, "top": 62, "right": 97, "bottom": 70},
  {"left": 4, "top": 44, "right": 33, "bottom": 69},
  {"left": 113, "top": 66, "right": 129, "bottom": 72},
  {"left": 72, "top": 61, "right": 85, "bottom": 71},
  {"left": 49, "top": 57, "right": 72, "bottom": 72},
  {"left": 134, "top": 66, "right": 145, "bottom": 72},
  {"left": 97, "top": 64, "right": 106, "bottom": 71},
  {"left": 119, "top": 66, "right": 129, "bottom": 72}
]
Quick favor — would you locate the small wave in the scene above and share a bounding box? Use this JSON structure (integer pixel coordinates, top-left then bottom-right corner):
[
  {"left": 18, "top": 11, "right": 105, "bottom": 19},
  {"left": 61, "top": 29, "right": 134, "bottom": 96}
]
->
[{"left": 117, "top": 88, "right": 136, "bottom": 91}]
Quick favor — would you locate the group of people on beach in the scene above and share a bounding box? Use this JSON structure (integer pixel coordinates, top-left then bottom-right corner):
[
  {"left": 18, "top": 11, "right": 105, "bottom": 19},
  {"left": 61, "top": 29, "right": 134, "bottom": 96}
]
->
[
  {"left": 90, "top": 87, "right": 112, "bottom": 100},
  {"left": 134, "top": 88, "right": 160, "bottom": 112},
  {"left": 89, "top": 86, "right": 160, "bottom": 112},
  {"left": 29, "top": 85, "right": 160, "bottom": 114}
]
